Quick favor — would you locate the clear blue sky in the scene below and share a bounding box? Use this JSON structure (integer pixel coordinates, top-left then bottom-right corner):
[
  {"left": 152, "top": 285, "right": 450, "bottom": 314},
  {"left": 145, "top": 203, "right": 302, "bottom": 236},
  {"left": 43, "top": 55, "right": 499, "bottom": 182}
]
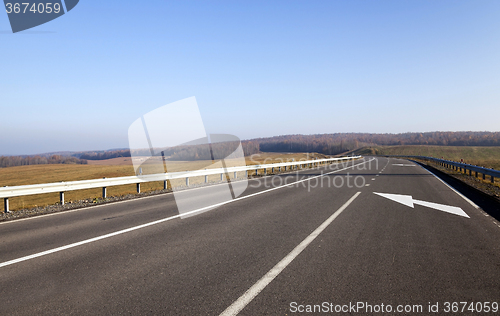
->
[{"left": 1, "top": 0, "right": 500, "bottom": 155}]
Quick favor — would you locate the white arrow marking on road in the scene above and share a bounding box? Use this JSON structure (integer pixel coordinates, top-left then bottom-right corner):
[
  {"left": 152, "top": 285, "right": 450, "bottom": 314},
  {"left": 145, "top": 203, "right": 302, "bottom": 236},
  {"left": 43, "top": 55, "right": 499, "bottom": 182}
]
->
[
  {"left": 374, "top": 192, "right": 470, "bottom": 218},
  {"left": 392, "top": 164, "right": 416, "bottom": 166}
]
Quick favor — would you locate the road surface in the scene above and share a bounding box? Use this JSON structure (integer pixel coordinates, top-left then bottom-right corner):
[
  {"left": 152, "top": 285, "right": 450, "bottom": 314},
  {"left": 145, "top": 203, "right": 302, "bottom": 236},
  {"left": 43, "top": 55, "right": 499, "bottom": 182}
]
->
[{"left": 1, "top": 157, "right": 499, "bottom": 315}]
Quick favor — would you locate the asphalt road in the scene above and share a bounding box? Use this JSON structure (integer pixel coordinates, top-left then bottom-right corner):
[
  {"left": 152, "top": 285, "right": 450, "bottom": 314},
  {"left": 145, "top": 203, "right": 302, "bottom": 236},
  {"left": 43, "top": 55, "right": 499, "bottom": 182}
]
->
[{"left": 0, "top": 157, "right": 499, "bottom": 315}]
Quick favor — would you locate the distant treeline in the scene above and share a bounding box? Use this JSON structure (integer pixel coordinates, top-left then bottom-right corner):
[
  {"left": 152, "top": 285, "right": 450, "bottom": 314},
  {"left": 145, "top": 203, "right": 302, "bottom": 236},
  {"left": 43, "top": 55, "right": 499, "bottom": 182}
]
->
[
  {"left": 4, "top": 132, "right": 500, "bottom": 167},
  {"left": 165, "top": 141, "right": 260, "bottom": 161},
  {"left": 72, "top": 142, "right": 260, "bottom": 161},
  {"left": 256, "top": 132, "right": 500, "bottom": 155},
  {"left": 75, "top": 141, "right": 261, "bottom": 161},
  {"left": 79, "top": 149, "right": 131, "bottom": 160},
  {"left": 0, "top": 155, "right": 87, "bottom": 168},
  {"left": 257, "top": 135, "right": 367, "bottom": 155}
]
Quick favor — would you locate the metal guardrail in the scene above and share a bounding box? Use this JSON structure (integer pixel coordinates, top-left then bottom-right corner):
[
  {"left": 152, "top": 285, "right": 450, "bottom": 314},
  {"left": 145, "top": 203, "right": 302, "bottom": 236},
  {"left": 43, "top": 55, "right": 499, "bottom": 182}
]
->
[
  {"left": 1, "top": 156, "right": 361, "bottom": 213},
  {"left": 401, "top": 155, "right": 499, "bottom": 183}
]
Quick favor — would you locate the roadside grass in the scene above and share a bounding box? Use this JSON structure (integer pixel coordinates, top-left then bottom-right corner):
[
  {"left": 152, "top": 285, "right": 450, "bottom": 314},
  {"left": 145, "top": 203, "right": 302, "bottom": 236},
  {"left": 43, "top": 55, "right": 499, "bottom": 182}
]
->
[
  {"left": 355, "top": 145, "right": 500, "bottom": 170},
  {"left": 0, "top": 152, "right": 329, "bottom": 212}
]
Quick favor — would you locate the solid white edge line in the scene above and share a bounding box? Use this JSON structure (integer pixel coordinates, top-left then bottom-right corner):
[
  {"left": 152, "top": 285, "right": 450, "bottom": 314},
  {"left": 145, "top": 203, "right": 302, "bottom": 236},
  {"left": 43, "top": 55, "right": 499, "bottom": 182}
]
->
[
  {"left": 403, "top": 159, "right": 500, "bottom": 228},
  {"left": 0, "top": 215, "right": 180, "bottom": 268},
  {"left": 219, "top": 192, "right": 362, "bottom": 316},
  {"left": 0, "top": 159, "right": 375, "bottom": 268},
  {"left": 414, "top": 161, "right": 480, "bottom": 209}
]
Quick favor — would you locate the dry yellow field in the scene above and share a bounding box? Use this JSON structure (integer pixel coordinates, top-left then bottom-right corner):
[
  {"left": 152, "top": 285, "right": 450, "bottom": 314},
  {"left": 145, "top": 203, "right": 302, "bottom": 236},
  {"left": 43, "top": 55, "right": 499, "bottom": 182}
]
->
[{"left": 0, "top": 152, "right": 328, "bottom": 212}]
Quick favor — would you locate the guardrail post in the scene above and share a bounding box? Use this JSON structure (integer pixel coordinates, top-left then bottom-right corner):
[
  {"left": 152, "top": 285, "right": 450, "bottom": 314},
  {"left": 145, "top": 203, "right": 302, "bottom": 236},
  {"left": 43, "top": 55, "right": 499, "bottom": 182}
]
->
[
  {"left": 234, "top": 171, "right": 237, "bottom": 179},
  {"left": 60, "top": 192, "right": 65, "bottom": 205},
  {"left": 245, "top": 170, "right": 248, "bottom": 177},
  {"left": 102, "top": 177, "right": 107, "bottom": 198},
  {"left": 491, "top": 176, "right": 495, "bottom": 184},
  {"left": 136, "top": 183, "right": 141, "bottom": 193},
  {"left": 255, "top": 168, "right": 258, "bottom": 176},
  {"left": 483, "top": 173, "right": 486, "bottom": 180},
  {"left": 4, "top": 198, "right": 9, "bottom": 213},
  {"left": 164, "top": 181, "right": 168, "bottom": 190},
  {"left": 264, "top": 168, "right": 267, "bottom": 175},
  {"left": 475, "top": 171, "right": 478, "bottom": 177},
  {"left": 221, "top": 173, "right": 224, "bottom": 181},
  {"left": 205, "top": 175, "right": 208, "bottom": 183},
  {"left": 279, "top": 166, "right": 281, "bottom": 172},
  {"left": 272, "top": 167, "right": 274, "bottom": 173},
  {"left": 186, "top": 177, "right": 189, "bottom": 186},
  {"left": 469, "top": 169, "right": 472, "bottom": 176}
]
